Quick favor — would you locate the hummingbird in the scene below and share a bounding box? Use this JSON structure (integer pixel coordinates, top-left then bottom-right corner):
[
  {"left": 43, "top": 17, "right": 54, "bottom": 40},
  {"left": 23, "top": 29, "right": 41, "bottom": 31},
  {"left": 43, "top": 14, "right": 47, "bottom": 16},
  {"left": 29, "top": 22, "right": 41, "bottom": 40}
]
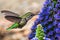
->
[{"left": 1, "top": 10, "right": 35, "bottom": 30}]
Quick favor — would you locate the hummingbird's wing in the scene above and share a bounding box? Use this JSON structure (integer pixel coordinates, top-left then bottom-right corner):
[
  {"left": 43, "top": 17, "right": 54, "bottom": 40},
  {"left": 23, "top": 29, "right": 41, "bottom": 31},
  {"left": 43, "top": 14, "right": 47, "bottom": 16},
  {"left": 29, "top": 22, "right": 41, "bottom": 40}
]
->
[
  {"left": 1, "top": 10, "right": 21, "bottom": 23},
  {"left": 5, "top": 16, "right": 21, "bottom": 23},
  {"left": 1, "top": 10, "right": 19, "bottom": 17}
]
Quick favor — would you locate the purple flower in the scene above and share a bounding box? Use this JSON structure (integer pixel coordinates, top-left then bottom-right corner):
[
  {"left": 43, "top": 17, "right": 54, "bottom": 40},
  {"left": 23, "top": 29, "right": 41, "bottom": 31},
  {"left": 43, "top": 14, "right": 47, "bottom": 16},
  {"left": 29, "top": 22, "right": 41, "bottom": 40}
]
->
[
  {"left": 55, "top": 34, "right": 60, "bottom": 40},
  {"left": 47, "top": 24, "right": 53, "bottom": 29},
  {"left": 43, "top": 27, "right": 47, "bottom": 33},
  {"left": 55, "top": 28, "right": 60, "bottom": 33},
  {"left": 29, "top": 33, "right": 35, "bottom": 39},
  {"left": 31, "top": 37, "right": 38, "bottom": 40},
  {"left": 45, "top": 37, "right": 51, "bottom": 40},
  {"left": 53, "top": 21, "right": 58, "bottom": 26},
  {"left": 54, "top": 14, "right": 60, "bottom": 20},
  {"left": 29, "top": 23, "right": 37, "bottom": 39},
  {"left": 48, "top": 31, "right": 54, "bottom": 36},
  {"left": 58, "top": 0, "right": 60, "bottom": 2},
  {"left": 48, "top": 6, "right": 53, "bottom": 10},
  {"left": 58, "top": 23, "right": 60, "bottom": 28},
  {"left": 51, "top": 2, "right": 55, "bottom": 8},
  {"left": 31, "top": 25, "right": 37, "bottom": 30},
  {"left": 48, "top": 17, "right": 53, "bottom": 22},
  {"left": 55, "top": 4, "right": 60, "bottom": 8},
  {"left": 53, "top": 8, "right": 57, "bottom": 12},
  {"left": 57, "top": 10, "right": 60, "bottom": 15}
]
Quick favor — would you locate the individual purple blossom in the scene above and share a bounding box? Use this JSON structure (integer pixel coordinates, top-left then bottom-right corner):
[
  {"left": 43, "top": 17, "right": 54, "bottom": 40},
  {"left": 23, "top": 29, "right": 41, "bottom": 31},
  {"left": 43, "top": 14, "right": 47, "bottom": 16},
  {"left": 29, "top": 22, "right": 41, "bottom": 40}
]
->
[
  {"left": 55, "top": 34, "right": 60, "bottom": 40},
  {"left": 53, "top": 20, "right": 58, "bottom": 26},
  {"left": 58, "top": 0, "right": 60, "bottom": 2},
  {"left": 31, "top": 37, "right": 38, "bottom": 40},
  {"left": 58, "top": 23, "right": 60, "bottom": 28},
  {"left": 54, "top": 14, "right": 60, "bottom": 20},
  {"left": 55, "top": 28, "right": 60, "bottom": 33},
  {"left": 45, "top": 37, "right": 51, "bottom": 40},
  {"left": 28, "top": 23, "right": 37, "bottom": 39},
  {"left": 55, "top": 3, "right": 60, "bottom": 8},
  {"left": 57, "top": 10, "right": 60, "bottom": 15},
  {"left": 53, "top": 8, "right": 58, "bottom": 12},
  {"left": 47, "top": 24, "right": 53, "bottom": 29},
  {"left": 51, "top": 2, "right": 55, "bottom": 8},
  {"left": 48, "top": 17, "right": 53, "bottom": 22},
  {"left": 44, "top": 0, "right": 52, "bottom": 5},
  {"left": 47, "top": 31, "right": 54, "bottom": 36}
]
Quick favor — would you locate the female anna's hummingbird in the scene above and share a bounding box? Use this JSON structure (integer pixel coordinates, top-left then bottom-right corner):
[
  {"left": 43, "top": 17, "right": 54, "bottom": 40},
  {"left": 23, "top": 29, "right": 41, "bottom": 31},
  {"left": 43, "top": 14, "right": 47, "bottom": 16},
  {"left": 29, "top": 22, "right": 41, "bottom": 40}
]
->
[{"left": 1, "top": 10, "right": 35, "bottom": 30}]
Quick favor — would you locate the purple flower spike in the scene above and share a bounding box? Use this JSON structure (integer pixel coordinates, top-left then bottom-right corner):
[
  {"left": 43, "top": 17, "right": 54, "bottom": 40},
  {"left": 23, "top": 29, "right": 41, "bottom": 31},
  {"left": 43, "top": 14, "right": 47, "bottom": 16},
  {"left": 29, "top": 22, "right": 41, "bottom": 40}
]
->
[{"left": 29, "top": 0, "right": 60, "bottom": 40}]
